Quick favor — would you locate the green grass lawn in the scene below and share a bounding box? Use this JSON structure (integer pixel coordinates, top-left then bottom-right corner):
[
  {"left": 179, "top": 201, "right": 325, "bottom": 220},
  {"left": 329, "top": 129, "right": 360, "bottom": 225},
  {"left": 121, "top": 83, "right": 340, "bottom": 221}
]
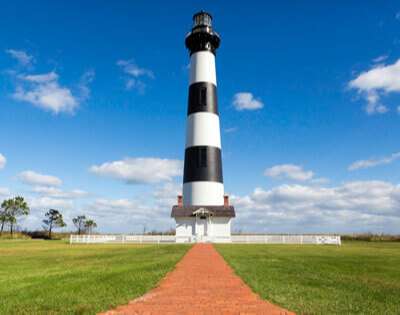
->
[
  {"left": 0, "top": 240, "right": 190, "bottom": 315},
  {"left": 216, "top": 242, "right": 400, "bottom": 315}
]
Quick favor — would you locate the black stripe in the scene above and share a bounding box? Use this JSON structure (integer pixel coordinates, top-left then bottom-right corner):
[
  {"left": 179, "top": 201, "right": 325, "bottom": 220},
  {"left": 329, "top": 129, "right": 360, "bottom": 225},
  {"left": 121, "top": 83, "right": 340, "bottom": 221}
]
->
[
  {"left": 183, "top": 146, "right": 223, "bottom": 183},
  {"left": 188, "top": 82, "right": 218, "bottom": 115},
  {"left": 185, "top": 30, "right": 220, "bottom": 56}
]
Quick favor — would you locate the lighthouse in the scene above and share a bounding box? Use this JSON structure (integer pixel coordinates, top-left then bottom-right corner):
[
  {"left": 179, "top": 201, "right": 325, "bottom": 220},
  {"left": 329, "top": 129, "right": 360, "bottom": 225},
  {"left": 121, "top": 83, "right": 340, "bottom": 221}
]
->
[{"left": 172, "top": 11, "right": 235, "bottom": 243}]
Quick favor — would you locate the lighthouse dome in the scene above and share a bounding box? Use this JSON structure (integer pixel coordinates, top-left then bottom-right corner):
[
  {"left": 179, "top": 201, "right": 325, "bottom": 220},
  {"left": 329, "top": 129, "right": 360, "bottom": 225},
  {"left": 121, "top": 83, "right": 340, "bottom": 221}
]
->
[{"left": 185, "top": 10, "right": 220, "bottom": 55}]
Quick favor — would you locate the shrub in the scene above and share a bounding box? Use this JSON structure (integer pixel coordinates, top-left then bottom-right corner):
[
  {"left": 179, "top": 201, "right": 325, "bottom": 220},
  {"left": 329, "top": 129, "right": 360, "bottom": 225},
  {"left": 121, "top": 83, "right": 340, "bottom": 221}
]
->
[{"left": 341, "top": 233, "right": 400, "bottom": 242}]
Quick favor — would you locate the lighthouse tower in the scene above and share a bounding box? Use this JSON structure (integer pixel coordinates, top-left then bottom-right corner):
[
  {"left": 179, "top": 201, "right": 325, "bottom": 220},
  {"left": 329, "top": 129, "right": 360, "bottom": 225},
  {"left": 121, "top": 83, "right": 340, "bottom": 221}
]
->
[{"left": 172, "top": 11, "right": 235, "bottom": 243}]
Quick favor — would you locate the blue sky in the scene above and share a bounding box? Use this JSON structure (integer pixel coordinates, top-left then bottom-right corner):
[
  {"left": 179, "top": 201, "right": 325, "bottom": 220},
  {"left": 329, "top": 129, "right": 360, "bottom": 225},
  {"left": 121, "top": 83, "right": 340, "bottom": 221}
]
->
[{"left": 0, "top": 1, "right": 400, "bottom": 233}]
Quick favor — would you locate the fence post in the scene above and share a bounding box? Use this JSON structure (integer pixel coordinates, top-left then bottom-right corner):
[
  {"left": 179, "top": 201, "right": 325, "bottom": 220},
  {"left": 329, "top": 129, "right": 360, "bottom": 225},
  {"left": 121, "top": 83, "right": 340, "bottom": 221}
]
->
[{"left": 301, "top": 235, "right": 303, "bottom": 245}]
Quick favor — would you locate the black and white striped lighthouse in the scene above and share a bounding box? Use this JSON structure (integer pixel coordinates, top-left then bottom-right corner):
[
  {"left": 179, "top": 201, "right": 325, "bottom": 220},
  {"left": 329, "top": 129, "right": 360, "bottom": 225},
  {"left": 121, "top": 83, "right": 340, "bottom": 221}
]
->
[
  {"left": 172, "top": 11, "right": 235, "bottom": 243},
  {"left": 183, "top": 11, "right": 223, "bottom": 206}
]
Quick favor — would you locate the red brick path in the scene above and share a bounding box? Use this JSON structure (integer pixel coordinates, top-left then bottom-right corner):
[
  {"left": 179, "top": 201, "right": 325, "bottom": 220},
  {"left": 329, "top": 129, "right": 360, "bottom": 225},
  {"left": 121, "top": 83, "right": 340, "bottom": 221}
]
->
[{"left": 100, "top": 244, "right": 295, "bottom": 315}]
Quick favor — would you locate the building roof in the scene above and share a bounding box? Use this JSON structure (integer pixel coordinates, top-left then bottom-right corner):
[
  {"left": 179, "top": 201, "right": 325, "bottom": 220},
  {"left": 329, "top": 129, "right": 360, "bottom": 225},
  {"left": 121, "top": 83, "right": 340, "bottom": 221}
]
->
[{"left": 171, "top": 205, "right": 235, "bottom": 218}]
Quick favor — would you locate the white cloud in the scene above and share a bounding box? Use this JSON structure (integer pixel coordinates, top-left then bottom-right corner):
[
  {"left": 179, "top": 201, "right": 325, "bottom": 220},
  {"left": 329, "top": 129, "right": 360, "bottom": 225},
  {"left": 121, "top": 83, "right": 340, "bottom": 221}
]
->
[
  {"left": 231, "top": 180, "right": 400, "bottom": 233},
  {"left": 83, "top": 200, "right": 142, "bottom": 233},
  {"left": 264, "top": 164, "right": 314, "bottom": 181},
  {"left": 0, "top": 153, "right": 6, "bottom": 169},
  {"left": 0, "top": 187, "right": 10, "bottom": 197},
  {"left": 90, "top": 157, "right": 183, "bottom": 184},
  {"left": 310, "top": 177, "right": 330, "bottom": 185},
  {"left": 19, "top": 72, "right": 58, "bottom": 83},
  {"left": 117, "top": 60, "right": 154, "bottom": 78},
  {"left": 6, "top": 52, "right": 82, "bottom": 114},
  {"left": 349, "top": 152, "right": 400, "bottom": 171},
  {"left": 18, "top": 170, "right": 62, "bottom": 187},
  {"left": 232, "top": 92, "right": 264, "bottom": 111},
  {"left": 364, "top": 90, "right": 388, "bottom": 114},
  {"left": 124, "top": 78, "right": 146, "bottom": 92},
  {"left": 5, "top": 49, "right": 34, "bottom": 67},
  {"left": 153, "top": 182, "right": 181, "bottom": 207},
  {"left": 14, "top": 175, "right": 400, "bottom": 234},
  {"left": 90, "top": 198, "right": 138, "bottom": 212},
  {"left": 14, "top": 184, "right": 176, "bottom": 233},
  {"left": 20, "top": 194, "right": 86, "bottom": 231},
  {"left": 117, "top": 59, "right": 154, "bottom": 92},
  {"left": 13, "top": 71, "right": 78, "bottom": 114},
  {"left": 78, "top": 182, "right": 181, "bottom": 232},
  {"left": 29, "top": 196, "right": 73, "bottom": 212},
  {"left": 6, "top": 47, "right": 94, "bottom": 114},
  {"left": 224, "top": 127, "right": 238, "bottom": 133},
  {"left": 373, "top": 55, "right": 388, "bottom": 63},
  {"left": 349, "top": 59, "right": 400, "bottom": 114},
  {"left": 78, "top": 69, "right": 95, "bottom": 100},
  {"left": 31, "top": 186, "right": 88, "bottom": 199},
  {"left": 87, "top": 198, "right": 156, "bottom": 221},
  {"left": 85, "top": 188, "right": 180, "bottom": 233}
]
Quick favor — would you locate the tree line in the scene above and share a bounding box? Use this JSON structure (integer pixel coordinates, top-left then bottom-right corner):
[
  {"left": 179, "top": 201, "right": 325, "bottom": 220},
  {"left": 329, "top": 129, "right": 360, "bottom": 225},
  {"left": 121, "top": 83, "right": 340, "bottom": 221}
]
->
[{"left": 0, "top": 196, "right": 97, "bottom": 239}]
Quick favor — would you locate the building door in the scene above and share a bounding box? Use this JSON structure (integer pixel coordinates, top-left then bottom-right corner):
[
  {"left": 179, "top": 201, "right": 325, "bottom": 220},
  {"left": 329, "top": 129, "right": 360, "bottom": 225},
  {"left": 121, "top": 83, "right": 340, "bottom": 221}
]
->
[{"left": 196, "top": 218, "right": 207, "bottom": 241}]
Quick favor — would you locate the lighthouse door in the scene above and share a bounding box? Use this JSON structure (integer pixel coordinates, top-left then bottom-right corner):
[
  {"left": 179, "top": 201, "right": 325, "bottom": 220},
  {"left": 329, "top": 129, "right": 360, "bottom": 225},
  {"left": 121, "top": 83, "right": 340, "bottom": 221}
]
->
[{"left": 196, "top": 218, "right": 207, "bottom": 242}]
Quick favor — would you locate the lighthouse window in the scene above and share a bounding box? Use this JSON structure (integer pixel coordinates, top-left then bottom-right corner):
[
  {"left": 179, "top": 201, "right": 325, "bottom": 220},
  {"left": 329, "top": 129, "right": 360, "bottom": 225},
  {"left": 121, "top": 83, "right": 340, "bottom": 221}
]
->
[
  {"left": 200, "top": 87, "right": 207, "bottom": 106},
  {"left": 196, "top": 147, "right": 207, "bottom": 168},
  {"left": 200, "top": 148, "right": 207, "bottom": 167}
]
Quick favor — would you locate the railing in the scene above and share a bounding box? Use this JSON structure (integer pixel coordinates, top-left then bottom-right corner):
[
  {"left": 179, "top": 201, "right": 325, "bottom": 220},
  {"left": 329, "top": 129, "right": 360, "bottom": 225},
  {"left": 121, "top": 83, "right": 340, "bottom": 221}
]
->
[
  {"left": 70, "top": 234, "right": 341, "bottom": 245},
  {"left": 69, "top": 234, "right": 180, "bottom": 244},
  {"left": 230, "top": 234, "right": 341, "bottom": 245}
]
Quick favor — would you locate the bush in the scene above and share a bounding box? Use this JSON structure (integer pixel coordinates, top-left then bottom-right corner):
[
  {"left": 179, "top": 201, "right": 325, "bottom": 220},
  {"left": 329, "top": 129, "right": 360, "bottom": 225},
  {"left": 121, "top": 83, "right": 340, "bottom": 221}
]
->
[
  {"left": 341, "top": 233, "right": 400, "bottom": 242},
  {"left": 21, "top": 230, "right": 71, "bottom": 240},
  {"left": 0, "top": 232, "right": 31, "bottom": 240},
  {"left": 22, "top": 230, "right": 51, "bottom": 239}
]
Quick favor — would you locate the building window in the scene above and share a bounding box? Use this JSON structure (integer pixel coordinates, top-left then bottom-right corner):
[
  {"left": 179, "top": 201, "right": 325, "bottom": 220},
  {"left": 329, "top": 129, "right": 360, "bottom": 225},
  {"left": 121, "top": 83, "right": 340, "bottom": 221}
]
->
[{"left": 199, "top": 87, "right": 207, "bottom": 106}]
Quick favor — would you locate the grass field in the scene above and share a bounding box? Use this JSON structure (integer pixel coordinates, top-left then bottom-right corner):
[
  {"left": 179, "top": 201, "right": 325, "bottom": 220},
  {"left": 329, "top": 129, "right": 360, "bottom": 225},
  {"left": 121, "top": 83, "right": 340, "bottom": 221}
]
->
[
  {"left": 2, "top": 240, "right": 399, "bottom": 315},
  {"left": 216, "top": 241, "right": 400, "bottom": 314},
  {"left": 0, "top": 240, "right": 190, "bottom": 315}
]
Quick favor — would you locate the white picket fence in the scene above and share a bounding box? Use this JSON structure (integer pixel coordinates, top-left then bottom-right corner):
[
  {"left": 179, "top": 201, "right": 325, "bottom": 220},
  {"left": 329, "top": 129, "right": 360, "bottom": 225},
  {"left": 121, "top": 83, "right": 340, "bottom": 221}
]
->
[
  {"left": 231, "top": 234, "right": 341, "bottom": 245},
  {"left": 69, "top": 234, "right": 178, "bottom": 244},
  {"left": 70, "top": 234, "right": 341, "bottom": 245}
]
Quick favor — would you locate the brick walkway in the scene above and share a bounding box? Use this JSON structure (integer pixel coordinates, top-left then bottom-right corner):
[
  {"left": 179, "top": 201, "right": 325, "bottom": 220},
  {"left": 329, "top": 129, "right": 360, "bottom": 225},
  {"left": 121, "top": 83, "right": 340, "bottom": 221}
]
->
[{"left": 100, "top": 244, "right": 294, "bottom": 315}]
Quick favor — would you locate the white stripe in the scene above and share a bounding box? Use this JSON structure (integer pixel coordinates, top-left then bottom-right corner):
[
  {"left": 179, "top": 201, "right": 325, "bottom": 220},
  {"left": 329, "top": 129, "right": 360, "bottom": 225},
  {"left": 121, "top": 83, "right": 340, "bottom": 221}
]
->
[
  {"left": 183, "top": 182, "right": 224, "bottom": 206},
  {"left": 189, "top": 51, "right": 217, "bottom": 85},
  {"left": 185, "top": 112, "right": 221, "bottom": 148}
]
